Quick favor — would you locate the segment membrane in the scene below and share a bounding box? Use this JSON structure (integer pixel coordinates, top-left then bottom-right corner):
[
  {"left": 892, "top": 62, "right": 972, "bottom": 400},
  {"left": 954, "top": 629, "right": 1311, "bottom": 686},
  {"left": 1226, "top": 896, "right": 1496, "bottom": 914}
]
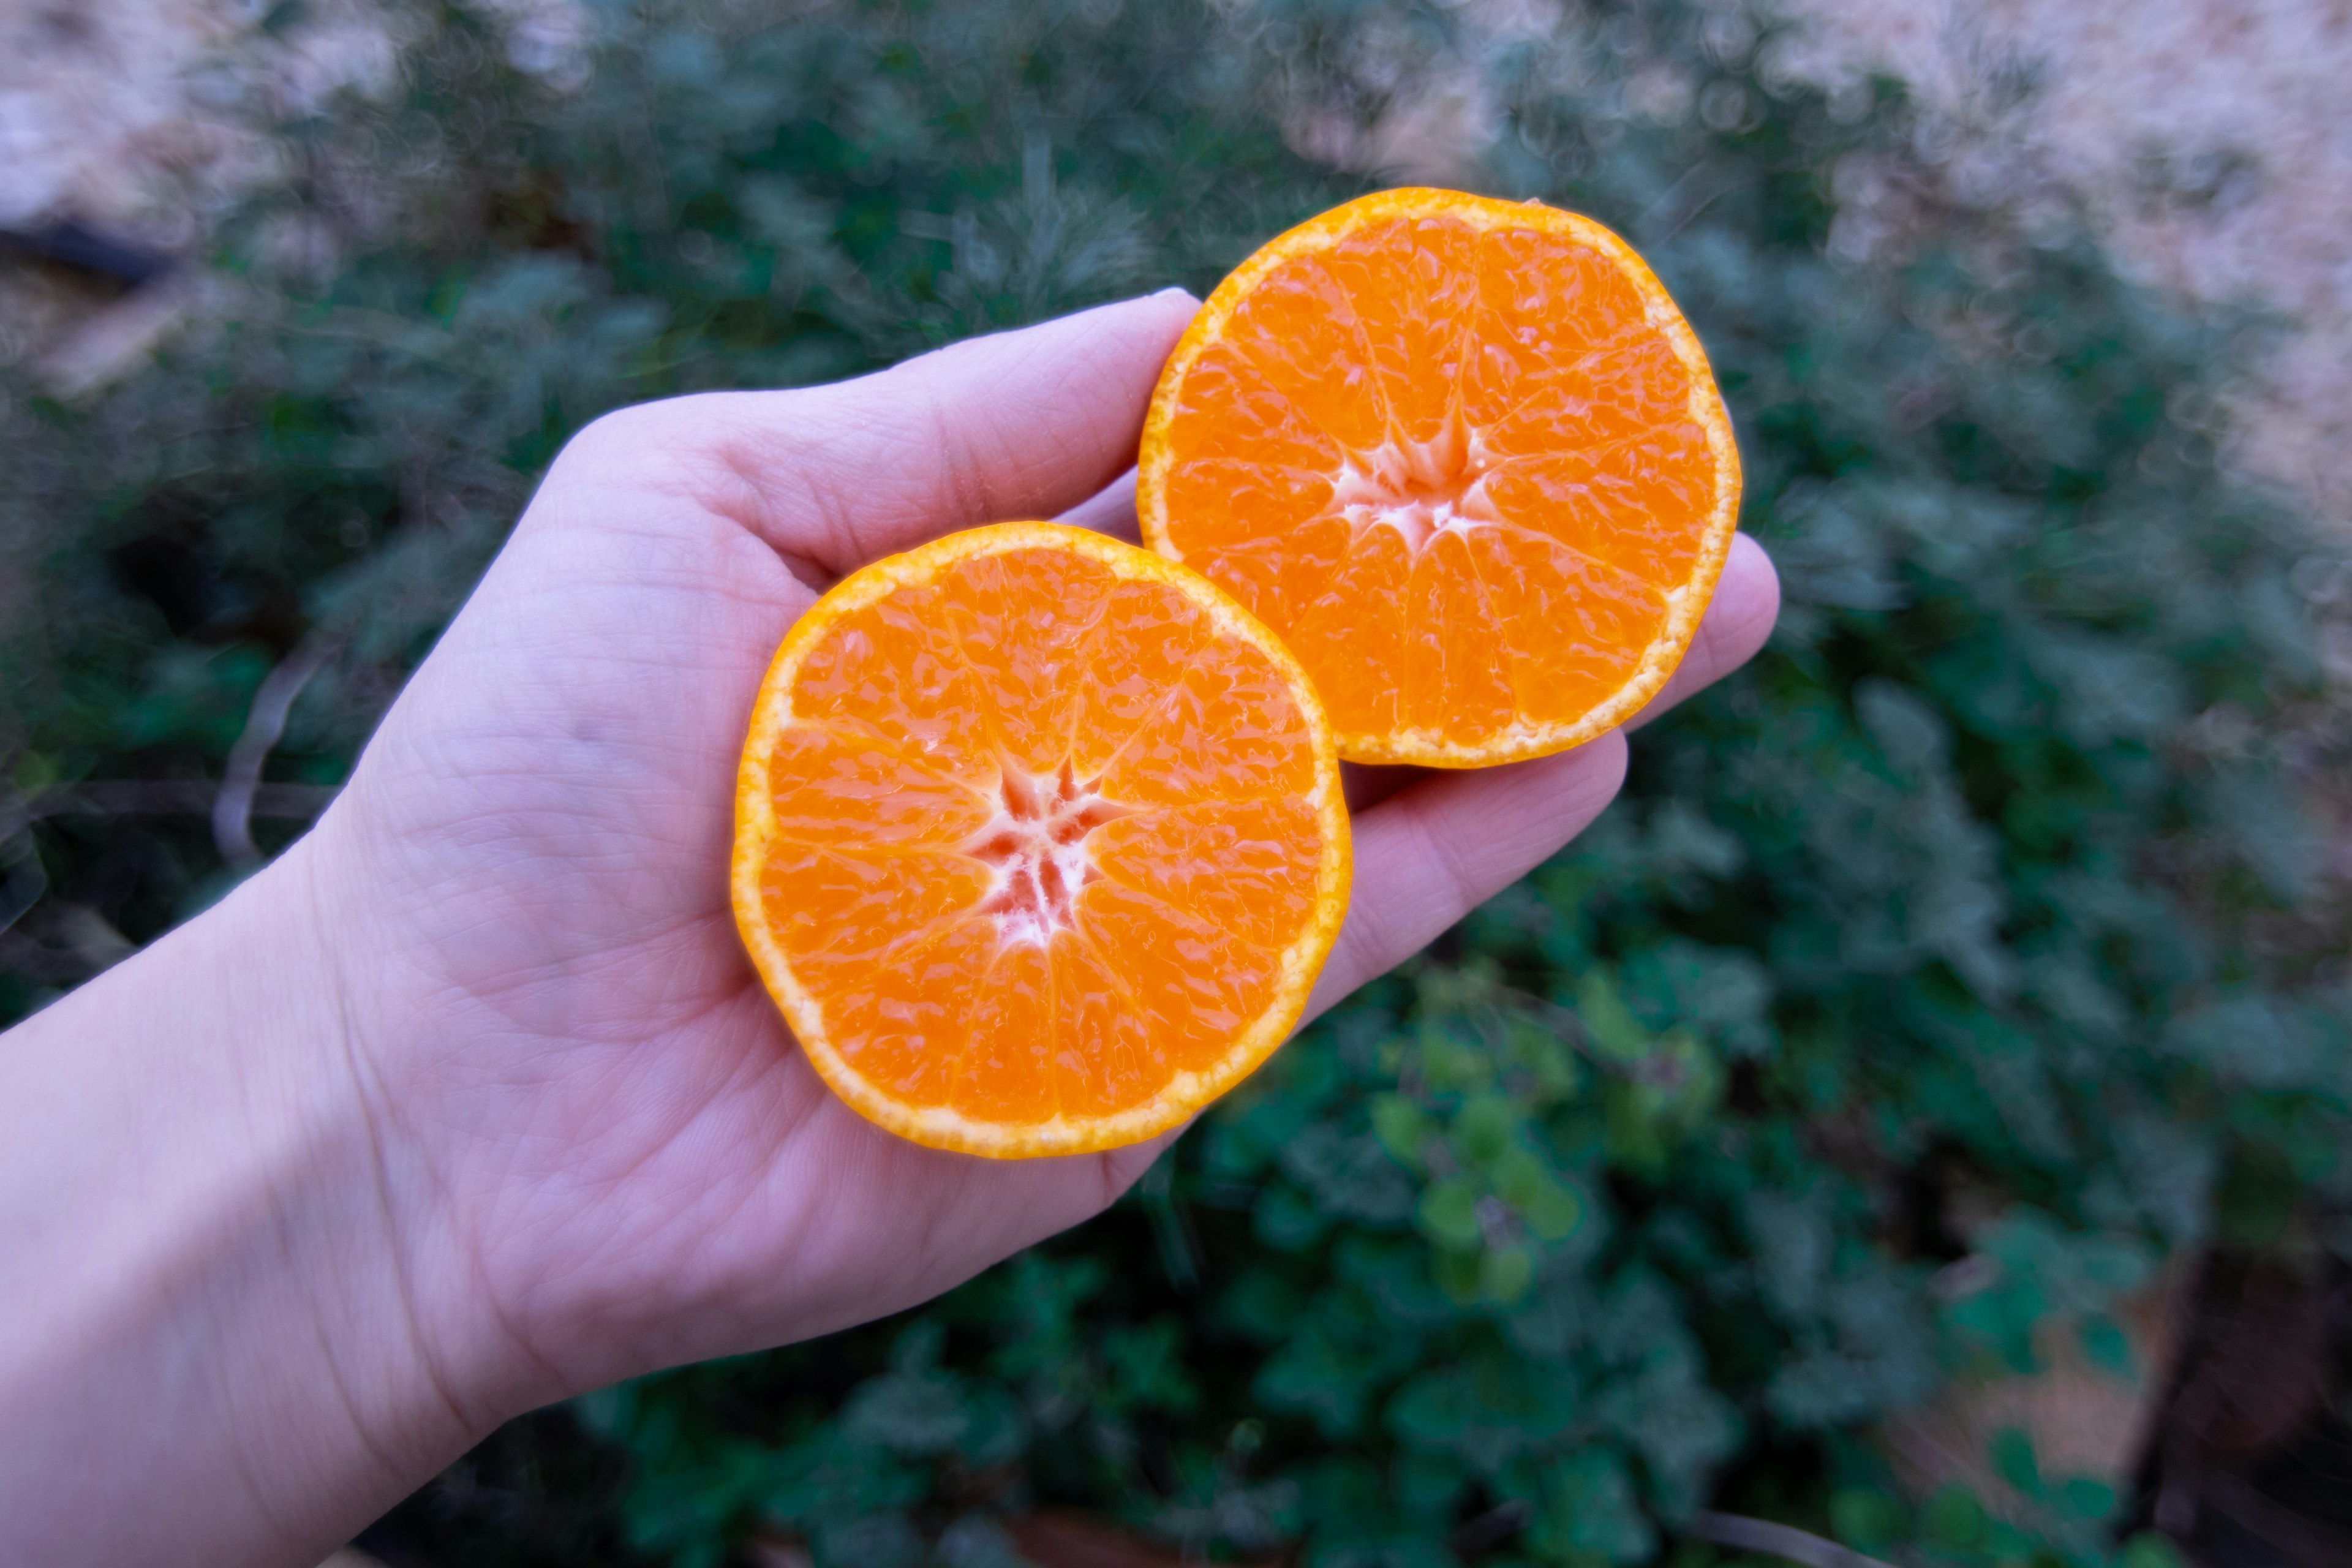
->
[
  {"left": 1162, "top": 459, "right": 1338, "bottom": 557},
  {"left": 1318, "top": 215, "right": 1482, "bottom": 443},
  {"left": 1461, "top": 224, "right": 1653, "bottom": 426},
  {"left": 786, "top": 584, "right": 999, "bottom": 789},
  {"left": 1087, "top": 796, "right": 1326, "bottom": 950},
  {"left": 1282, "top": 524, "right": 1415, "bottom": 741},
  {"left": 1077, "top": 877, "right": 1284, "bottom": 1072},
  {"left": 811, "top": 916, "right": 995, "bottom": 1109},
  {"left": 1176, "top": 508, "right": 1353, "bottom": 635},
  {"left": 1095, "top": 636, "right": 1319, "bottom": 807},
  {"left": 761, "top": 724, "right": 992, "bottom": 848},
  {"left": 940, "top": 547, "right": 1116, "bottom": 775},
  {"left": 1480, "top": 422, "right": 1718, "bottom": 590},
  {"left": 1404, "top": 528, "right": 1519, "bottom": 742},
  {"left": 1052, "top": 933, "right": 1165, "bottom": 1118},
  {"left": 1066, "top": 576, "right": 1216, "bottom": 780},
  {"left": 1467, "top": 524, "right": 1668, "bottom": 725},
  {"left": 1480, "top": 334, "right": 1695, "bottom": 462},
  {"left": 1172, "top": 339, "right": 1343, "bottom": 470},
  {"left": 761, "top": 842, "right": 993, "bottom": 992},
  {"left": 1215, "top": 254, "right": 1390, "bottom": 451},
  {"left": 950, "top": 939, "right": 1059, "bottom": 1123}
]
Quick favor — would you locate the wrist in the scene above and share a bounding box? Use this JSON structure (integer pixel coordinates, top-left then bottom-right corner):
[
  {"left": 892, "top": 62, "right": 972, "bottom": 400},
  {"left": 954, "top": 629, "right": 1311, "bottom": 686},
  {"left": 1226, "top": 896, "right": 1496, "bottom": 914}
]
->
[{"left": 0, "top": 823, "right": 502, "bottom": 1566}]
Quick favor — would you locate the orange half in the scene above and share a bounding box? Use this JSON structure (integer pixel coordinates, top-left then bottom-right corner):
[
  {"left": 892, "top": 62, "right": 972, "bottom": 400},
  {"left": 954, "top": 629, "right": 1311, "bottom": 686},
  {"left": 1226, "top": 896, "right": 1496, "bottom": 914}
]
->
[
  {"left": 1140, "top": 187, "right": 1743, "bottom": 766},
  {"left": 733, "top": 522, "right": 1351, "bottom": 1158}
]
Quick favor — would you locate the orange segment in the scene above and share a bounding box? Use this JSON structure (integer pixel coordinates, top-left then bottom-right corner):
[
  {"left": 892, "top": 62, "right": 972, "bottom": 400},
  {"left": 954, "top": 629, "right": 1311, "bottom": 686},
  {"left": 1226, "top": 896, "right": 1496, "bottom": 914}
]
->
[
  {"left": 818, "top": 919, "right": 994, "bottom": 1112},
  {"left": 1140, "top": 186, "right": 1743, "bottom": 766},
  {"left": 1215, "top": 257, "right": 1389, "bottom": 452},
  {"left": 1094, "top": 646, "right": 1323, "bottom": 808},
  {"left": 787, "top": 584, "right": 998, "bottom": 789},
  {"left": 1319, "top": 213, "right": 1482, "bottom": 443},
  {"left": 1163, "top": 340, "right": 1343, "bottom": 471},
  {"left": 1087, "top": 798, "right": 1326, "bottom": 951},
  {"left": 759, "top": 726, "right": 992, "bottom": 848},
  {"left": 1405, "top": 529, "right": 1520, "bottom": 744},
  {"left": 1463, "top": 224, "right": 1655, "bottom": 424},
  {"left": 1065, "top": 576, "right": 1215, "bottom": 780},
  {"left": 1074, "top": 877, "right": 1286, "bottom": 1074},
  {"left": 757, "top": 843, "right": 993, "bottom": 992},
  {"left": 733, "top": 522, "right": 1351, "bottom": 1158},
  {"left": 1050, "top": 933, "right": 1160, "bottom": 1120},
  {"left": 935, "top": 546, "right": 1107, "bottom": 775},
  {"left": 1467, "top": 522, "right": 1665, "bottom": 728}
]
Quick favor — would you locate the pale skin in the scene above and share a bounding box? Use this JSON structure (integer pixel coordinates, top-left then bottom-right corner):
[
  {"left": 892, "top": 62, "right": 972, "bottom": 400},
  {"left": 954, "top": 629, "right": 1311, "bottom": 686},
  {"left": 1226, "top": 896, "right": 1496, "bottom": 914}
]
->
[{"left": 0, "top": 290, "right": 1778, "bottom": 1566}]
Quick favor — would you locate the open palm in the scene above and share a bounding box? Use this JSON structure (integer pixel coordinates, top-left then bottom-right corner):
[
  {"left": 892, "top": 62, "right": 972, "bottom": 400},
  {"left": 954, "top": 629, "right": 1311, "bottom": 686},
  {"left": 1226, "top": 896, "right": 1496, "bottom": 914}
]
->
[{"left": 307, "top": 290, "right": 1780, "bottom": 1413}]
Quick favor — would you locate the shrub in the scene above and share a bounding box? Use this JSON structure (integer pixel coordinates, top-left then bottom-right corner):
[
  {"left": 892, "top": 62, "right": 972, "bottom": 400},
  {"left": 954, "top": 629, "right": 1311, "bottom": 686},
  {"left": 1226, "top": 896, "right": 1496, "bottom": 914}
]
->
[{"left": 3, "top": 2, "right": 2344, "bottom": 1564}]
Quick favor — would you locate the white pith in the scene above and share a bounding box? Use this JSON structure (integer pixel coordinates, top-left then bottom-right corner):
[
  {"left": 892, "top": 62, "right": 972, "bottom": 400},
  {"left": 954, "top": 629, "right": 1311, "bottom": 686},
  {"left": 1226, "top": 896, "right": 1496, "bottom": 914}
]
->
[
  {"left": 1330, "top": 403, "right": 1502, "bottom": 555},
  {"left": 962, "top": 756, "right": 1134, "bottom": 948}
]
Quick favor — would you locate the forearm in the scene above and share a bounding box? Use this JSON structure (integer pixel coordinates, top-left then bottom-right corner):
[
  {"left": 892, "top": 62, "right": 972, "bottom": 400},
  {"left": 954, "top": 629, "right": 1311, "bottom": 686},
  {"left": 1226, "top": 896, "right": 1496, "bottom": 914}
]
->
[{"left": 0, "top": 831, "right": 492, "bottom": 1567}]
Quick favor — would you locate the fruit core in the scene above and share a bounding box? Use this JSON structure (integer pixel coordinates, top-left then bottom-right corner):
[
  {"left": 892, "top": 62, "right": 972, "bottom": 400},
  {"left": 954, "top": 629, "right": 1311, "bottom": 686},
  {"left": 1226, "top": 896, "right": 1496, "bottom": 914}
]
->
[
  {"left": 966, "top": 759, "right": 1135, "bottom": 947},
  {"left": 1330, "top": 405, "right": 1499, "bottom": 556}
]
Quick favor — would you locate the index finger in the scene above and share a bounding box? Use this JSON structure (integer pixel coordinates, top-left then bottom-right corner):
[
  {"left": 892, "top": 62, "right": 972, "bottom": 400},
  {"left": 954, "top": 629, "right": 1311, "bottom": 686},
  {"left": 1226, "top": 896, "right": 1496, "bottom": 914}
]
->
[{"left": 562, "top": 289, "right": 1199, "bottom": 583}]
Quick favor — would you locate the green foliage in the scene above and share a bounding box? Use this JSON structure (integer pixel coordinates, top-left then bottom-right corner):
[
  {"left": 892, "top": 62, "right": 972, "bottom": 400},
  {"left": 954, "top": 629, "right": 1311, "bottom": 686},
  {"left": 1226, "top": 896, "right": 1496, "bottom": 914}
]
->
[{"left": 5, "top": 0, "right": 2349, "bottom": 1564}]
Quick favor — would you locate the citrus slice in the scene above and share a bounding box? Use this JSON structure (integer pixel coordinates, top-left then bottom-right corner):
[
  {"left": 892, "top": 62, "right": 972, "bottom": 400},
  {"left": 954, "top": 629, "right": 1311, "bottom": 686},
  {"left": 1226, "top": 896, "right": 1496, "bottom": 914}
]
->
[
  {"left": 732, "top": 522, "right": 1351, "bottom": 1158},
  {"left": 1139, "top": 187, "right": 1743, "bottom": 767}
]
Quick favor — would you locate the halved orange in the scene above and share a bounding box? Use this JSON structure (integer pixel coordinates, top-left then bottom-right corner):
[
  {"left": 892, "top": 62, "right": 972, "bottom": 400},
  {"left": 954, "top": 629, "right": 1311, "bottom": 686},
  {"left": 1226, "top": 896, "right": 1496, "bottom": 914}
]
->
[
  {"left": 1139, "top": 187, "right": 1743, "bottom": 767},
  {"left": 732, "top": 522, "right": 1351, "bottom": 1158}
]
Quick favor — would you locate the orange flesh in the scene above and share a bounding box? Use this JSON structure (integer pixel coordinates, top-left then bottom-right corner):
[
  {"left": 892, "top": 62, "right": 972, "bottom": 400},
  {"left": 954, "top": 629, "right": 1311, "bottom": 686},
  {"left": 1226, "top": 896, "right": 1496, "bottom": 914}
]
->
[
  {"left": 1142, "top": 190, "right": 1741, "bottom": 766},
  {"left": 734, "top": 524, "right": 1349, "bottom": 1157}
]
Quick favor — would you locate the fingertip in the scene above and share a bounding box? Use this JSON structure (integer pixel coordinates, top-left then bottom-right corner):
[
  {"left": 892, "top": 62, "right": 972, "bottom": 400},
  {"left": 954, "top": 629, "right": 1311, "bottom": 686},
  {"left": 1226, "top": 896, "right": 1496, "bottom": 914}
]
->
[
  {"left": 1714, "top": 532, "right": 1782, "bottom": 662},
  {"left": 1306, "top": 731, "right": 1629, "bottom": 1022},
  {"left": 1626, "top": 536, "right": 1779, "bottom": 728},
  {"left": 1077, "top": 287, "right": 1198, "bottom": 355}
]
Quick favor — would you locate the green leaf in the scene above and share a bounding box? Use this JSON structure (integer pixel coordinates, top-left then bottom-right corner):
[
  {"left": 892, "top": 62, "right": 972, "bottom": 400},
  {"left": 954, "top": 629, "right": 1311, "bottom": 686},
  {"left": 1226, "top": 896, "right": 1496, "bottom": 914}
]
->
[
  {"left": 1529, "top": 1447, "right": 1655, "bottom": 1565},
  {"left": 1480, "top": 1246, "right": 1535, "bottom": 1304},
  {"left": 1575, "top": 971, "right": 1649, "bottom": 1063},
  {"left": 1417, "top": 1177, "right": 1484, "bottom": 1253},
  {"left": 1829, "top": 1487, "right": 1905, "bottom": 1552},
  {"left": 2122, "top": 1530, "right": 2190, "bottom": 1568},
  {"left": 1385, "top": 1359, "right": 1580, "bottom": 1473},
  {"left": 2076, "top": 1313, "right": 2135, "bottom": 1378},
  {"left": 1452, "top": 1093, "right": 1518, "bottom": 1166},
  {"left": 2055, "top": 1476, "right": 2117, "bottom": 1523},
  {"left": 1988, "top": 1427, "right": 2044, "bottom": 1499},
  {"left": 1923, "top": 1485, "right": 1988, "bottom": 1548},
  {"left": 1493, "top": 1150, "right": 1585, "bottom": 1243},
  {"left": 1370, "top": 1095, "right": 1431, "bottom": 1168}
]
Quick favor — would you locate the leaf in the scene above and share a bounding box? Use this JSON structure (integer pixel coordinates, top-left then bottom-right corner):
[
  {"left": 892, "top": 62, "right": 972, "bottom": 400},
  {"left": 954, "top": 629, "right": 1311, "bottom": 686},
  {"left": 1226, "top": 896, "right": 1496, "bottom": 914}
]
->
[
  {"left": 1369, "top": 1094, "right": 1431, "bottom": 1168},
  {"left": 1575, "top": 971, "right": 1649, "bottom": 1063},
  {"left": 1384, "top": 1359, "right": 1581, "bottom": 1473},
  {"left": 1416, "top": 1177, "right": 1483, "bottom": 1253},
  {"left": 1988, "top": 1427, "right": 2043, "bottom": 1499},
  {"left": 839, "top": 1371, "right": 969, "bottom": 1457},
  {"left": 1529, "top": 1447, "right": 1656, "bottom": 1565},
  {"left": 1450, "top": 1094, "right": 1518, "bottom": 1166},
  {"left": 1281, "top": 1123, "right": 1419, "bottom": 1226}
]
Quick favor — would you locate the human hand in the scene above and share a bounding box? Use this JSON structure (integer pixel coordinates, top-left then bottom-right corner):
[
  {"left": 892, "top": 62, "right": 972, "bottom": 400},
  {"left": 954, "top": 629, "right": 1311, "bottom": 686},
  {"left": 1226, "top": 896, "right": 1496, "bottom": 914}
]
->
[{"left": 0, "top": 290, "right": 1776, "bottom": 1566}]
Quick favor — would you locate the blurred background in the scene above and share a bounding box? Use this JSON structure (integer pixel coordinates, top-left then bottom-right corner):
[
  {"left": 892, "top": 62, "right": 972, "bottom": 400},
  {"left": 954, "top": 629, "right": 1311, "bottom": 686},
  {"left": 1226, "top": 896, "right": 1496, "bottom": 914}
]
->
[{"left": 6, "top": 2, "right": 2351, "bottom": 1565}]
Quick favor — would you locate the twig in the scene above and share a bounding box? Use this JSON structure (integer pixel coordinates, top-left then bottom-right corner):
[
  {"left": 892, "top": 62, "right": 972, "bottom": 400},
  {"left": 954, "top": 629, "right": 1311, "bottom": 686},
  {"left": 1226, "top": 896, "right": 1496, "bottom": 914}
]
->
[
  {"left": 15, "top": 781, "right": 336, "bottom": 826},
  {"left": 1689, "top": 1512, "right": 1898, "bottom": 1568},
  {"left": 214, "top": 636, "right": 336, "bottom": 869}
]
